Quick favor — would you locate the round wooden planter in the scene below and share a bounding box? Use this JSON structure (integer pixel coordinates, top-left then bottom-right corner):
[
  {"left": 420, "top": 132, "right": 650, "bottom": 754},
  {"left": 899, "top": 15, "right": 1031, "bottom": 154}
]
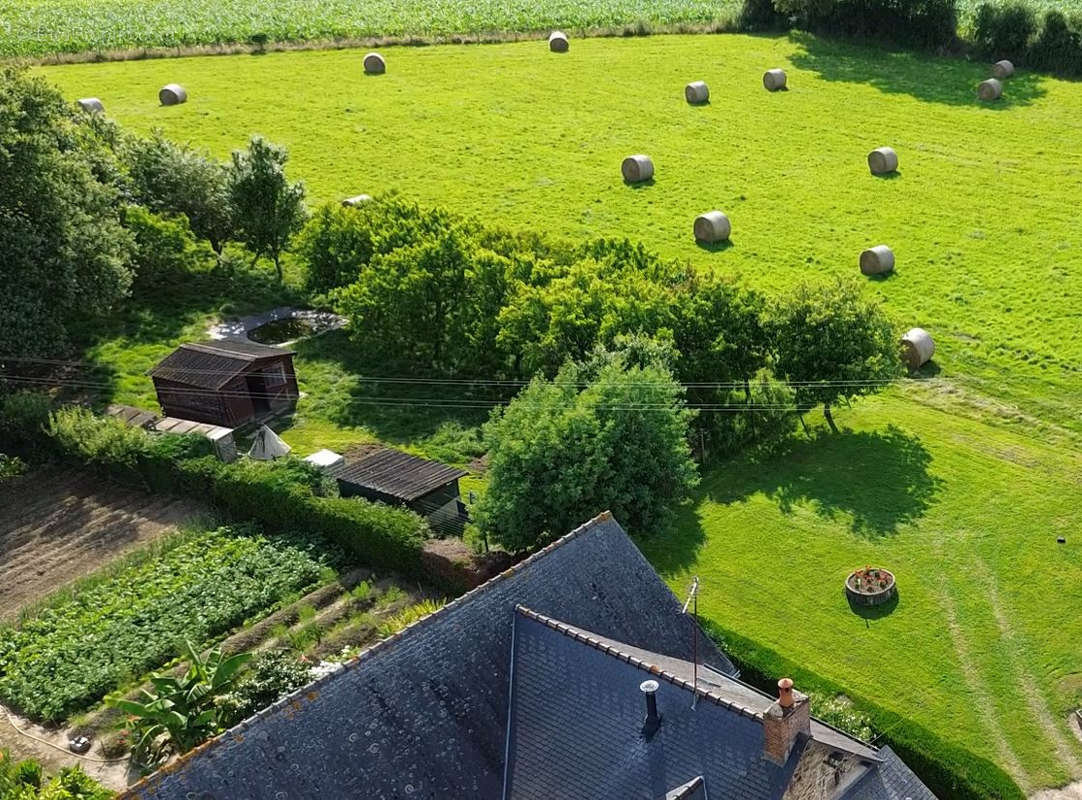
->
[{"left": 845, "top": 567, "right": 897, "bottom": 606}]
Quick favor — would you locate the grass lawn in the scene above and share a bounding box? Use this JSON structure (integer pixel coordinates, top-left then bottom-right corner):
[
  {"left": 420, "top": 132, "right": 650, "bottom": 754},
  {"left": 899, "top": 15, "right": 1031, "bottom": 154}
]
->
[
  {"left": 39, "top": 33, "right": 1082, "bottom": 439},
  {"left": 639, "top": 387, "right": 1082, "bottom": 791}
]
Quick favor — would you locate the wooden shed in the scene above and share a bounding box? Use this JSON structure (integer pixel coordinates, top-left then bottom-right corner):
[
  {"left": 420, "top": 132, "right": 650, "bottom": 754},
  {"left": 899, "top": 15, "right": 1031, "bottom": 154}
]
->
[
  {"left": 330, "top": 448, "right": 469, "bottom": 533},
  {"left": 148, "top": 340, "right": 298, "bottom": 428}
]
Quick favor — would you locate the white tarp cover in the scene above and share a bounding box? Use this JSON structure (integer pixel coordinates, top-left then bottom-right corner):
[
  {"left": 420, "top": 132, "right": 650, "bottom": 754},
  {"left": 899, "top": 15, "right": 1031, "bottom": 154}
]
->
[{"left": 248, "top": 425, "right": 291, "bottom": 461}]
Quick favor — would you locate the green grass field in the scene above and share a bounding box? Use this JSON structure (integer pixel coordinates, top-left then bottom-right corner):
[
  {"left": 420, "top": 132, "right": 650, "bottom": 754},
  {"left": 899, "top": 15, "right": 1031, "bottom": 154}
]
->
[
  {"left": 35, "top": 33, "right": 1082, "bottom": 790},
  {"left": 40, "top": 33, "right": 1082, "bottom": 442},
  {"left": 641, "top": 388, "right": 1082, "bottom": 792}
]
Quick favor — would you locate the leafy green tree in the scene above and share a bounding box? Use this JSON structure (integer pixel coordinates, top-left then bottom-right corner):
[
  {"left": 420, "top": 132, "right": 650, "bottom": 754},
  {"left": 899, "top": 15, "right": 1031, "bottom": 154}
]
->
[
  {"left": 111, "top": 641, "right": 252, "bottom": 767},
  {"left": 228, "top": 136, "right": 307, "bottom": 281},
  {"left": 0, "top": 67, "right": 134, "bottom": 357},
  {"left": 476, "top": 347, "right": 698, "bottom": 551},
  {"left": 0, "top": 753, "right": 111, "bottom": 800},
  {"left": 123, "top": 205, "right": 209, "bottom": 289},
  {"left": 123, "top": 131, "right": 234, "bottom": 258},
  {"left": 768, "top": 278, "right": 902, "bottom": 433}
]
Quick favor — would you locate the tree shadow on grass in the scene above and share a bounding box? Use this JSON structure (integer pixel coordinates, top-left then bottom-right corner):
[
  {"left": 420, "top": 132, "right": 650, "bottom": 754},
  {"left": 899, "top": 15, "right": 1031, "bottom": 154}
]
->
[
  {"left": 635, "top": 499, "right": 709, "bottom": 578},
  {"left": 707, "top": 424, "right": 943, "bottom": 538},
  {"left": 285, "top": 330, "right": 491, "bottom": 458},
  {"left": 788, "top": 32, "right": 1048, "bottom": 108}
]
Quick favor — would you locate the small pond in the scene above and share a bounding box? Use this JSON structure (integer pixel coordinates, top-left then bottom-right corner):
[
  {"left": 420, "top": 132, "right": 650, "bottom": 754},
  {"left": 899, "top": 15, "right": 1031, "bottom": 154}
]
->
[{"left": 249, "top": 318, "right": 316, "bottom": 345}]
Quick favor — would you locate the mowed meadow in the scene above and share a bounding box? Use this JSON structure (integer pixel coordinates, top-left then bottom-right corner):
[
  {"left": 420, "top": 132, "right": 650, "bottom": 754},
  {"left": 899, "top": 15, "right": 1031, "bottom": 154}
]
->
[
  {"left": 41, "top": 33, "right": 1082, "bottom": 437},
  {"left": 36, "top": 32, "right": 1082, "bottom": 791}
]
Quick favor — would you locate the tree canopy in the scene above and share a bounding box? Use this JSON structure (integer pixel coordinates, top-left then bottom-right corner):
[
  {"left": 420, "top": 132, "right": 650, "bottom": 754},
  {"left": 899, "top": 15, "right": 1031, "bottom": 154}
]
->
[{"left": 476, "top": 344, "right": 699, "bottom": 551}]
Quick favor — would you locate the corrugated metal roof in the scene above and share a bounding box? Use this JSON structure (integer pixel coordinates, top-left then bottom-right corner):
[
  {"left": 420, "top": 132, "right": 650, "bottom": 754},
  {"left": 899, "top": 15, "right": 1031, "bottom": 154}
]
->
[
  {"left": 330, "top": 448, "right": 468, "bottom": 501},
  {"left": 147, "top": 341, "right": 294, "bottom": 390}
]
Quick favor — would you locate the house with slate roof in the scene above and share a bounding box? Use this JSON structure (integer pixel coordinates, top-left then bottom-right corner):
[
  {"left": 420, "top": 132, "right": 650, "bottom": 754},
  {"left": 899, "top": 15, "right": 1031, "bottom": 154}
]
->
[{"left": 121, "top": 512, "right": 937, "bottom": 800}]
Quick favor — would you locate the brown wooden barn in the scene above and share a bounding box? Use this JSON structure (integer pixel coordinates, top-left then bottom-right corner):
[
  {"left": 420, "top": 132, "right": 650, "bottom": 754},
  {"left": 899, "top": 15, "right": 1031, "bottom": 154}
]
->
[{"left": 148, "top": 340, "right": 298, "bottom": 428}]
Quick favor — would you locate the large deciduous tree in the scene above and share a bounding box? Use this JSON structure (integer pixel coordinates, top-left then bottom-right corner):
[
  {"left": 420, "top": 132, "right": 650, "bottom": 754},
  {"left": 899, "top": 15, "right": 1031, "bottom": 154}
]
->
[
  {"left": 0, "top": 67, "right": 134, "bottom": 357},
  {"left": 768, "top": 278, "right": 902, "bottom": 432},
  {"left": 124, "top": 130, "right": 234, "bottom": 258},
  {"left": 228, "top": 136, "right": 307, "bottom": 282},
  {"left": 476, "top": 345, "right": 698, "bottom": 552}
]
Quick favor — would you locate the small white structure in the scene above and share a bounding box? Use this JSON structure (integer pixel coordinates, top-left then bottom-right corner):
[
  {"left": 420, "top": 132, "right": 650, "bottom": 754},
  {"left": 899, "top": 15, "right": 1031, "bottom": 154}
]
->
[
  {"left": 859, "top": 245, "right": 895, "bottom": 275},
  {"left": 901, "top": 328, "right": 935, "bottom": 371},
  {"left": 77, "top": 98, "right": 104, "bottom": 114},
  {"left": 685, "top": 81, "right": 709, "bottom": 104},
  {"left": 978, "top": 78, "right": 1003, "bottom": 102},
  {"left": 548, "top": 31, "right": 569, "bottom": 53},
  {"left": 763, "top": 68, "right": 787, "bottom": 91},
  {"left": 992, "top": 60, "right": 1015, "bottom": 79},
  {"left": 621, "top": 154, "right": 654, "bottom": 183},
  {"left": 694, "top": 211, "right": 731, "bottom": 243},
  {"left": 867, "top": 146, "right": 898, "bottom": 175},
  {"left": 304, "top": 449, "right": 346, "bottom": 471},
  {"left": 159, "top": 84, "right": 187, "bottom": 106},
  {"left": 364, "top": 52, "right": 386, "bottom": 75},
  {"left": 342, "top": 194, "right": 373, "bottom": 207},
  {"left": 248, "top": 425, "right": 291, "bottom": 461}
]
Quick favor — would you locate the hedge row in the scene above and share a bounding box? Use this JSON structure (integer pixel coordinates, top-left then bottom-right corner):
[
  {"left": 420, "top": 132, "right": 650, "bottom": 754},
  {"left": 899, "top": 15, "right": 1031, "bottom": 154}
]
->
[
  {"left": 706, "top": 620, "right": 1025, "bottom": 800},
  {"left": 741, "top": 0, "right": 1082, "bottom": 79},
  {"left": 0, "top": 396, "right": 429, "bottom": 575}
]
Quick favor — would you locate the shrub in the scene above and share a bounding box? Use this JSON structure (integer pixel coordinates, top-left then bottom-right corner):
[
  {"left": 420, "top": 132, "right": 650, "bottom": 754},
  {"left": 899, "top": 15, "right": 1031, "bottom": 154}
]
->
[
  {"left": 0, "top": 392, "right": 52, "bottom": 455},
  {"left": 46, "top": 407, "right": 149, "bottom": 477},
  {"left": 225, "top": 649, "right": 313, "bottom": 725},
  {"left": 0, "top": 753, "right": 112, "bottom": 799},
  {"left": 0, "top": 453, "right": 27, "bottom": 481},
  {"left": 972, "top": 2, "right": 1038, "bottom": 61},
  {"left": 123, "top": 205, "right": 208, "bottom": 288},
  {"left": 775, "top": 0, "right": 959, "bottom": 50},
  {"left": 707, "top": 621, "right": 1025, "bottom": 800},
  {"left": 739, "top": 0, "right": 789, "bottom": 30},
  {"left": 1028, "top": 11, "right": 1082, "bottom": 75}
]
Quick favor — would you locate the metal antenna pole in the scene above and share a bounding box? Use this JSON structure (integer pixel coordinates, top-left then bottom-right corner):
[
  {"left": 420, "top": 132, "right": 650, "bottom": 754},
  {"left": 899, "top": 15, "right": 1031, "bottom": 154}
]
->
[{"left": 682, "top": 577, "right": 700, "bottom": 709}]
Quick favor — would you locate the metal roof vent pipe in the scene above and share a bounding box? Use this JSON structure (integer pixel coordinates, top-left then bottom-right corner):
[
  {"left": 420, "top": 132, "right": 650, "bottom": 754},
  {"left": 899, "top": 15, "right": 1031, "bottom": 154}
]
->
[{"left": 641, "top": 679, "right": 662, "bottom": 739}]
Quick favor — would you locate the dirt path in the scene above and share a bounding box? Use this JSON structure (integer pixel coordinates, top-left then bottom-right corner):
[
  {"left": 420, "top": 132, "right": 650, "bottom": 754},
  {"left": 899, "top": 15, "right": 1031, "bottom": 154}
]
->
[
  {"left": 937, "top": 581, "right": 1031, "bottom": 790},
  {"left": 0, "top": 468, "right": 203, "bottom": 621}
]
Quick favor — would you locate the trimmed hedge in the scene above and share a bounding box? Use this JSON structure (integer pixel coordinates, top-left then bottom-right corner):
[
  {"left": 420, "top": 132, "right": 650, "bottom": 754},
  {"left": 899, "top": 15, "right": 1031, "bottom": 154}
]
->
[
  {"left": 0, "top": 398, "right": 429, "bottom": 575},
  {"left": 705, "top": 620, "right": 1025, "bottom": 800}
]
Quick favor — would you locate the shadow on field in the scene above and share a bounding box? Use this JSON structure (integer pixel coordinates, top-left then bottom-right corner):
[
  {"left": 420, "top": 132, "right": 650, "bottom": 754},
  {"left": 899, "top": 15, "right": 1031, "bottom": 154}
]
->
[
  {"left": 789, "top": 32, "right": 1048, "bottom": 108},
  {"left": 848, "top": 590, "right": 899, "bottom": 620},
  {"left": 707, "top": 424, "right": 943, "bottom": 537},
  {"left": 287, "top": 330, "right": 490, "bottom": 461}
]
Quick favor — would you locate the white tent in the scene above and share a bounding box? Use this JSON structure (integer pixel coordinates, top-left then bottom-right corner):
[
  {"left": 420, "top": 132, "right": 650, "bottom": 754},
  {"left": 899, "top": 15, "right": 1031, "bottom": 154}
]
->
[{"left": 248, "top": 425, "right": 291, "bottom": 461}]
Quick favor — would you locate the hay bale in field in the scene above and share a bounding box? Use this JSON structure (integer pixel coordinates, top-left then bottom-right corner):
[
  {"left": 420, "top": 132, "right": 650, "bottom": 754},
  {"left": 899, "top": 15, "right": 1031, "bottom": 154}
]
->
[
  {"left": 694, "top": 211, "right": 731, "bottom": 243},
  {"left": 992, "top": 59, "right": 1015, "bottom": 79},
  {"left": 342, "top": 194, "right": 373, "bottom": 207},
  {"left": 867, "top": 146, "right": 898, "bottom": 175},
  {"left": 978, "top": 78, "right": 1003, "bottom": 101},
  {"left": 158, "top": 84, "right": 187, "bottom": 106},
  {"left": 901, "top": 328, "right": 935, "bottom": 371},
  {"left": 621, "top": 154, "right": 654, "bottom": 183},
  {"left": 364, "top": 52, "right": 386, "bottom": 75},
  {"left": 763, "top": 68, "right": 787, "bottom": 91},
  {"left": 549, "top": 31, "right": 569, "bottom": 52},
  {"left": 77, "top": 98, "right": 104, "bottom": 114},
  {"left": 859, "top": 244, "right": 895, "bottom": 275},
  {"left": 685, "top": 81, "right": 709, "bottom": 104}
]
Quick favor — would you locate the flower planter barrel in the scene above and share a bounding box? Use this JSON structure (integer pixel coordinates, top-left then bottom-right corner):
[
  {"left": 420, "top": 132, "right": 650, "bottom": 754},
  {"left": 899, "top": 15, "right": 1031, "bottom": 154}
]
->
[{"left": 845, "top": 567, "right": 897, "bottom": 606}]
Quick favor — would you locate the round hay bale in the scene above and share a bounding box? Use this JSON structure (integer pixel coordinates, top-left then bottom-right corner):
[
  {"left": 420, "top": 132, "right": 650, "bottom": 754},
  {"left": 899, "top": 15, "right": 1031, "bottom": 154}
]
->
[
  {"left": 364, "top": 52, "right": 386, "bottom": 75},
  {"left": 77, "top": 97, "right": 104, "bottom": 114},
  {"left": 342, "top": 194, "right": 373, "bottom": 207},
  {"left": 694, "top": 211, "right": 731, "bottom": 243},
  {"left": 158, "top": 84, "right": 187, "bottom": 106},
  {"left": 867, "top": 146, "right": 898, "bottom": 175},
  {"left": 859, "top": 244, "right": 895, "bottom": 275},
  {"left": 763, "top": 68, "right": 787, "bottom": 91},
  {"left": 685, "top": 81, "right": 709, "bottom": 104},
  {"left": 548, "top": 31, "right": 569, "bottom": 53},
  {"left": 901, "top": 328, "right": 935, "bottom": 371},
  {"left": 992, "top": 59, "right": 1015, "bottom": 79},
  {"left": 978, "top": 78, "right": 1003, "bottom": 102},
  {"left": 621, "top": 154, "right": 654, "bottom": 183}
]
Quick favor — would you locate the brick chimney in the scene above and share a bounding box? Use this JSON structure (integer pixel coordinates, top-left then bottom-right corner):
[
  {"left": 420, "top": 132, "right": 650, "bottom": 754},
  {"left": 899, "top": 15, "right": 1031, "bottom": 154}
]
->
[{"left": 763, "top": 678, "right": 810, "bottom": 765}]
